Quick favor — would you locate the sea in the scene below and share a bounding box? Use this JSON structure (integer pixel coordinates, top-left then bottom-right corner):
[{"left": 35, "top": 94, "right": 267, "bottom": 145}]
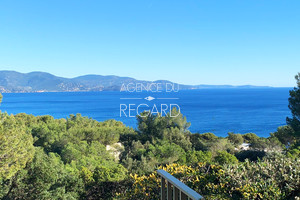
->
[{"left": 0, "top": 88, "right": 292, "bottom": 137}]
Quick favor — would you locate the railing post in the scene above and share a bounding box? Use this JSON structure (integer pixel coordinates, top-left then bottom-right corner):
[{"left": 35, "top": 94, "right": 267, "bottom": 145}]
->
[
  {"left": 161, "top": 177, "right": 166, "bottom": 200},
  {"left": 174, "top": 186, "right": 179, "bottom": 200},
  {"left": 157, "top": 170, "right": 204, "bottom": 200},
  {"left": 167, "top": 181, "right": 172, "bottom": 200},
  {"left": 180, "top": 191, "right": 188, "bottom": 200}
]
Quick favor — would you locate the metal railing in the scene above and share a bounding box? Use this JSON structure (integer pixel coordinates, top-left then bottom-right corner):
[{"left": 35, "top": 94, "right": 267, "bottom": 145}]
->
[{"left": 157, "top": 169, "right": 204, "bottom": 200}]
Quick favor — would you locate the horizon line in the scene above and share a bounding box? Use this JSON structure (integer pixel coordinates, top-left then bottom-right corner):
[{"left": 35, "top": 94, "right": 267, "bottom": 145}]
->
[{"left": 0, "top": 69, "right": 295, "bottom": 88}]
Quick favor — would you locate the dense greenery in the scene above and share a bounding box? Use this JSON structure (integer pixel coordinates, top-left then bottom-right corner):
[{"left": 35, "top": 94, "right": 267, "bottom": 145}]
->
[
  {"left": 0, "top": 113, "right": 133, "bottom": 200},
  {"left": 0, "top": 74, "right": 300, "bottom": 199},
  {"left": 287, "top": 72, "right": 300, "bottom": 142},
  {"left": 122, "top": 155, "right": 300, "bottom": 200},
  {"left": 0, "top": 113, "right": 35, "bottom": 181}
]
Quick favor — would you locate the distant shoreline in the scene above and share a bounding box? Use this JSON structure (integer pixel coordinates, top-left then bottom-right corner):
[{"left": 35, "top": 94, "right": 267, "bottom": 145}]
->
[
  {"left": 0, "top": 87, "right": 293, "bottom": 94},
  {"left": 0, "top": 70, "right": 291, "bottom": 93}
]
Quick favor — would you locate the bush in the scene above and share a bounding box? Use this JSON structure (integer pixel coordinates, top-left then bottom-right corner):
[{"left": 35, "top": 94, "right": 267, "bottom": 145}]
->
[
  {"left": 242, "top": 133, "right": 259, "bottom": 143},
  {"left": 228, "top": 132, "right": 244, "bottom": 146},
  {"left": 272, "top": 125, "right": 296, "bottom": 146},
  {"left": 287, "top": 146, "right": 300, "bottom": 159},
  {"left": 214, "top": 151, "right": 238, "bottom": 165},
  {"left": 121, "top": 155, "right": 300, "bottom": 200}
]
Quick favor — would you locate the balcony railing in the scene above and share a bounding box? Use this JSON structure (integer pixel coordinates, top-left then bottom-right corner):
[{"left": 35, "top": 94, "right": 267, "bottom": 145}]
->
[{"left": 157, "top": 169, "right": 204, "bottom": 200}]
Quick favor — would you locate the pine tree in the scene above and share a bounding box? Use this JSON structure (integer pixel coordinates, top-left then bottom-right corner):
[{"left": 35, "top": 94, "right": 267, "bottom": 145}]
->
[
  {"left": 0, "top": 114, "right": 35, "bottom": 180},
  {"left": 287, "top": 73, "right": 300, "bottom": 139}
]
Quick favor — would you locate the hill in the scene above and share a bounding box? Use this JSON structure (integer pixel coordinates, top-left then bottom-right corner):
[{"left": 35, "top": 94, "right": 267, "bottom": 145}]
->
[{"left": 0, "top": 70, "right": 270, "bottom": 93}]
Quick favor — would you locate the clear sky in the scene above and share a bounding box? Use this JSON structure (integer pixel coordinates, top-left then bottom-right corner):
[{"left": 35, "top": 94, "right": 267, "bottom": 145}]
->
[{"left": 0, "top": 0, "right": 299, "bottom": 87}]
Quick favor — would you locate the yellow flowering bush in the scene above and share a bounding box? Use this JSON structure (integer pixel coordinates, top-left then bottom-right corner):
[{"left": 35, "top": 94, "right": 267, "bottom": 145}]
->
[
  {"left": 116, "top": 163, "right": 194, "bottom": 199},
  {"left": 118, "top": 155, "right": 300, "bottom": 200},
  {"left": 117, "top": 163, "right": 225, "bottom": 199}
]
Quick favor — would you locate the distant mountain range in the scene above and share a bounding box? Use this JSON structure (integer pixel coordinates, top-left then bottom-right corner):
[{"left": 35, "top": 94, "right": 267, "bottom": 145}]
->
[{"left": 0, "top": 70, "right": 271, "bottom": 93}]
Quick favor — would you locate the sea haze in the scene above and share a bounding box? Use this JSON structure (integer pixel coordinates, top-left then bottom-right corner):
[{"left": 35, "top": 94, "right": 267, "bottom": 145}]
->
[{"left": 0, "top": 88, "right": 291, "bottom": 137}]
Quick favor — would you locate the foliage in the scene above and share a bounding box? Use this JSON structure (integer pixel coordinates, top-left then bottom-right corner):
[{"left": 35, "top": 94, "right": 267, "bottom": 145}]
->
[
  {"left": 121, "top": 140, "right": 186, "bottom": 174},
  {"left": 287, "top": 72, "right": 300, "bottom": 140},
  {"left": 0, "top": 113, "right": 35, "bottom": 180},
  {"left": 1, "top": 147, "right": 84, "bottom": 200},
  {"left": 121, "top": 108, "right": 192, "bottom": 174},
  {"left": 222, "top": 154, "right": 300, "bottom": 199},
  {"left": 272, "top": 125, "right": 297, "bottom": 146},
  {"left": 287, "top": 145, "right": 300, "bottom": 159},
  {"left": 122, "top": 155, "right": 300, "bottom": 200},
  {"left": 93, "top": 164, "right": 127, "bottom": 183},
  {"left": 136, "top": 108, "right": 192, "bottom": 150},
  {"left": 0, "top": 113, "right": 131, "bottom": 199},
  {"left": 118, "top": 163, "right": 195, "bottom": 200},
  {"left": 208, "top": 138, "right": 235, "bottom": 154},
  {"left": 190, "top": 132, "right": 218, "bottom": 151},
  {"left": 242, "top": 132, "right": 259, "bottom": 143},
  {"left": 186, "top": 150, "right": 212, "bottom": 164},
  {"left": 251, "top": 136, "right": 283, "bottom": 151},
  {"left": 228, "top": 132, "right": 244, "bottom": 146},
  {"left": 0, "top": 108, "right": 295, "bottom": 200},
  {"left": 214, "top": 151, "right": 238, "bottom": 165}
]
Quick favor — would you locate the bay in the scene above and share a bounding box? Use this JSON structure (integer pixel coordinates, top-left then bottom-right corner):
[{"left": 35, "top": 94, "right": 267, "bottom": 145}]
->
[{"left": 0, "top": 88, "right": 291, "bottom": 137}]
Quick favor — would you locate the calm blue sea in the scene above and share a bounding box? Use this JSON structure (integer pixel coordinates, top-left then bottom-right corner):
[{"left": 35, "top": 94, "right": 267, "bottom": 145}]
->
[{"left": 0, "top": 88, "right": 292, "bottom": 137}]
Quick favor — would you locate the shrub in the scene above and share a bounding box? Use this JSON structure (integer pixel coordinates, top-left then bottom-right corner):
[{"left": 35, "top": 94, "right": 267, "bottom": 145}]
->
[
  {"left": 121, "top": 155, "right": 300, "bottom": 200},
  {"left": 214, "top": 151, "right": 238, "bottom": 165},
  {"left": 228, "top": 132, "right": 244, "bottom": 146}
]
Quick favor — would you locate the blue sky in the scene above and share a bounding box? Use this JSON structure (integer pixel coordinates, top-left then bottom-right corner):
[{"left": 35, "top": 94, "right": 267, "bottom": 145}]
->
[{"left": 0, "top": 0, "right": 299, "bottom": 87}]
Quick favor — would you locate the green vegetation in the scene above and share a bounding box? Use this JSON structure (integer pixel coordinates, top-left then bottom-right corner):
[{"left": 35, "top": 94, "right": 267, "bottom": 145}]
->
[
  {"left": 287, "top": 72, "right": 300, "bottom": 142},
  {"left": 0, "top": 74, "right": 300, "bottom": 199},
  {"left": 0, "top": 113, "right": 35, "bottom": 181},
  {"left": 123, "top": 155, "right": 300, "bottom": 200}
]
